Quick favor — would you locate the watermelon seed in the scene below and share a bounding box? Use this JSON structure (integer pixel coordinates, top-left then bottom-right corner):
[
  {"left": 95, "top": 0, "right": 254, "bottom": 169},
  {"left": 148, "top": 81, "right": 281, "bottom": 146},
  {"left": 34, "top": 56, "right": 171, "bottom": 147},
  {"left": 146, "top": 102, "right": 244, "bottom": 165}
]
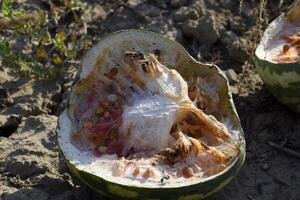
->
[
  {"left": 182, "top": 167, "right": 193, "bottom": 178},
  {"left": 110, "top": 67, "right": 118, "bottom": 76},
  {"left": 133, "top": 167, "right": 140, "bottom": 176},
  {"left": 143, "top": 167, "right": 155, "bottom": 178},
  {"left": 283, "top": 44, "right": 290, "bottom": 53}
]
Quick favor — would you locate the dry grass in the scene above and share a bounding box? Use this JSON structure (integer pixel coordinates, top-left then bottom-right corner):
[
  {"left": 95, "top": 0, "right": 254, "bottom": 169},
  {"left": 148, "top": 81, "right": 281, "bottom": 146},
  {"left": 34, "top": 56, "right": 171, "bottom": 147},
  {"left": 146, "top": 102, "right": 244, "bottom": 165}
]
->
[{"left": 239, "top": 0, "right": 269, "bottom": 77}]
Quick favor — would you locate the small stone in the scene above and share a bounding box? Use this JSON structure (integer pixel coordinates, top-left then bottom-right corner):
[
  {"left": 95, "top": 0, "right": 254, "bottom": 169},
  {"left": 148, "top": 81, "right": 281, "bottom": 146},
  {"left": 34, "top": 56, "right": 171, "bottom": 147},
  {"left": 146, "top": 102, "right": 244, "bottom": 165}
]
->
[
  {"left": 83, "top": 4, "right": 107, "bottom": 23},
  {"left": 173, "top": 7, "right": 199, "bottom": 22},
  {"left": 220, "top": 31, "right": 239, "bottom": 46},
  {"left": 239, "top": 1, "right": 254, "bottom": 17},
  {"left": 170, "top": 0, "right": 181, "bottom": 8},
  {"left": 220, "top": 0, "right": 239, "bottom": 10},
  {"left": 136, "top": 3, "right": 161, "bottom": 17},
  {"left": 229, "top": 16, "right": 247, "bottom": 34},
  {"left": 182, "top": 20, "right": 198, "bottom": 39},
  {"left": 261, "top": 163, "right": 269, "bottom": 171},
  {"left": 97, "top": 146, "right": 107, "bottom": 153},
  {"left": 196, "top": 15, "right": 220, "bottom": 44},
  {"left": 153, "top": 0, "right": 170, "bottom": 9},
  {"left": 182, "top": 14, "right": 220, "bottom": 45},
  {"left": 170, "top": 0, "right": 191, "bottom": 7},
  {"left": 103, "top": 7, "right": 137, "bottom": 32},
  {"left": 227, "top": 38, "right": 250, "bottom": 63},
  {"left": 220, "top": 31, "right": 250, "bottom": 63}
]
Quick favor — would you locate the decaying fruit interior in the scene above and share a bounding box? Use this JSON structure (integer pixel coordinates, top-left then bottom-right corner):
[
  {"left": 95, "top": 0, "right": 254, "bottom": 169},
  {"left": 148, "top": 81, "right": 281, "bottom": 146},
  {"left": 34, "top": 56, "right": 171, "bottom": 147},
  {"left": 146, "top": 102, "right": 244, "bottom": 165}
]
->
[
  {"left": 62, "top": 44, "right": 240, "bottom": 186},
  {"left": 257, "top": 3, "right": 300, "bottom": 63},
  {"left": 272, "top": 33, "right": 300, "bottom": 63}
]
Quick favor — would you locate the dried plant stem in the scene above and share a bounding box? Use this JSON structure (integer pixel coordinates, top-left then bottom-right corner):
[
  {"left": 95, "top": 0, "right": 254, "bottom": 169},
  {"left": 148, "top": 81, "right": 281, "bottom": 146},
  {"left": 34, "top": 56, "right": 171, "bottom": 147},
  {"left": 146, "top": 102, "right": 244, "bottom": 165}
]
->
[
  {"left": 279, "top": 0, "right": 284, "bottom": 8},
  {"left": 239, "top": 0, "right": 244, "bottom": 14},
  {"left": 241, "top": 0, "right": 268, "bottom": 77},
  {"left": 269, "top": 142, "right": 300, "bottom": 159},
  {"left": 0, "top": 14, "right": 37, "bottom": 29}
]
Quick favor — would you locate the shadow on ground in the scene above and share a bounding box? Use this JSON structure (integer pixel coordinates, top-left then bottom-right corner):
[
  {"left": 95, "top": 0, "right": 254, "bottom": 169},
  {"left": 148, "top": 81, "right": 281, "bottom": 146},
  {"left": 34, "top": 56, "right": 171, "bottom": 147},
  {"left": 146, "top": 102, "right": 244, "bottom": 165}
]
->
[{"left": 207, "top": 86, "right": 300, "bottom": 200}]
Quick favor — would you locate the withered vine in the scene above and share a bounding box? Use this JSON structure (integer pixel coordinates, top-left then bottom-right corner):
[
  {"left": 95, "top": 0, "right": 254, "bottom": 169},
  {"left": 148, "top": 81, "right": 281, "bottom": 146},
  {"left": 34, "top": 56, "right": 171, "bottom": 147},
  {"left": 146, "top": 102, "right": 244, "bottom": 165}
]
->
[{"left": 0, "top": 0, "right": 89, "bottom": 79}]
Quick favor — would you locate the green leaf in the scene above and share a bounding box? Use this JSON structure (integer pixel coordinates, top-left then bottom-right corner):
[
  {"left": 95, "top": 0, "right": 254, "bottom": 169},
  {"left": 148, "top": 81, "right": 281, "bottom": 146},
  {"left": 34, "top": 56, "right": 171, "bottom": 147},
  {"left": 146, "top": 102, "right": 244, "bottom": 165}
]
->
[
  {"left": 1, "top": 0, "right": 13, "bottom": 17},
  {"left": 0, "top": 40, "right": 11, "bottom": 56},
  {"left": 67, "top": 49, "right": 77, "bottom": 59},
  {"left": 54, "top": 30, "right": 67, "bottom": 55}
]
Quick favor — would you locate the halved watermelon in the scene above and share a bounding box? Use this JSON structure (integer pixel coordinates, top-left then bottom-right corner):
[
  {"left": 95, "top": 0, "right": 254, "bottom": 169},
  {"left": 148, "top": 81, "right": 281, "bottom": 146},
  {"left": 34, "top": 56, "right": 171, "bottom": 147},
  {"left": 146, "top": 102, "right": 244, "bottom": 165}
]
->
[
  {"left": 255, "top": 0, "right": 300, "bottom": 112},
  {"left": 56, "top": 30, "right": 245, "bottom": 199}
]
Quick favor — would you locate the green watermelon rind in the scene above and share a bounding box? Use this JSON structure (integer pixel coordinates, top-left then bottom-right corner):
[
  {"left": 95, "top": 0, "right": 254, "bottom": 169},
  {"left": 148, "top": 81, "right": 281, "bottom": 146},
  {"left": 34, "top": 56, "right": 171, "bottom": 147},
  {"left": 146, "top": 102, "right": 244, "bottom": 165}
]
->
[
  {"left": 59, "top": 140, "right": 245, "bottom": 200},
  {"left": 254, "top": 15, "right": 300, "bottom": 113},
  {"left": 254, "top": 55, "right": 300, "bottom": 112},
  {"left": 57, "top": 29, "right": 246, "bottom": 199}
]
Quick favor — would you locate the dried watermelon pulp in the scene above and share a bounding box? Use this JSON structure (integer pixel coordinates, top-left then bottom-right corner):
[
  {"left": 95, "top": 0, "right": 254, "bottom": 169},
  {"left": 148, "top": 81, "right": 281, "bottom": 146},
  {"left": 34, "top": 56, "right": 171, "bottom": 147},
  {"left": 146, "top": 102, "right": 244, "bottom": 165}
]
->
[{"left": 57, "top": 30, "right": 245, "bottom": 199}]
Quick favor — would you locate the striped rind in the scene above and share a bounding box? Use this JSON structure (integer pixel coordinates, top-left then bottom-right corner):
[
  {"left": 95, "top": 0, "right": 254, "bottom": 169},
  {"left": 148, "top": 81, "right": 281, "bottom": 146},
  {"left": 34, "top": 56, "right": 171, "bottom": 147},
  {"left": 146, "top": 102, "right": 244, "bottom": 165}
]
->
[
  {"left": 254, "top": 15, "right": 300, "bottom": 113},
  {"left": 61, "top": 143, "right": 245, "bottom": 200},
  {"left": 255, "top": 56, "right": 300, "bottom": 112}
]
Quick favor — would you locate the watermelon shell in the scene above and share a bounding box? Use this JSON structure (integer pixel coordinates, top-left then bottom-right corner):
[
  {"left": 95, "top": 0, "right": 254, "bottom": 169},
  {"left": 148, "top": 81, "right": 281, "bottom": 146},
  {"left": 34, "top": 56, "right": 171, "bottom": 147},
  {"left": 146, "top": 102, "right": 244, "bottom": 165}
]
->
[
  {"left": 254, "top": 1, "right": 300, "bottom": 112},
  {"left": 56, "top": 30, "right": 245, "bottom": 199}
]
